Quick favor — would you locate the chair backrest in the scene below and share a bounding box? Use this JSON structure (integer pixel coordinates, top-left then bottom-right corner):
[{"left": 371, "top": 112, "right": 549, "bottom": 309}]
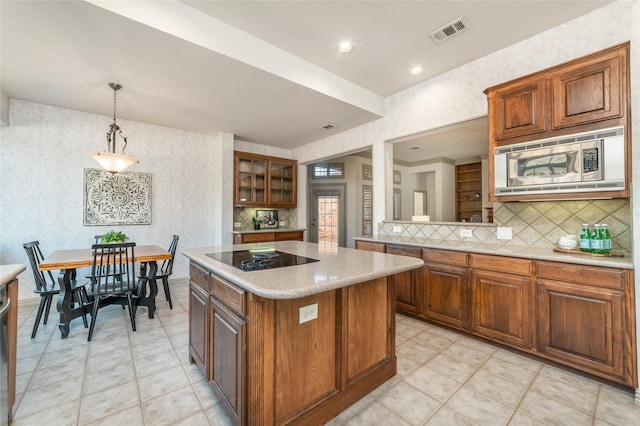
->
[
  {"left": 89, "top": 242, "right": 136, "bottom": 295},
  {"left": 161, "top": 235, "right": 179, "bottom": 275},
  {"left": 23, "top": 241, "right": 57, "bottom": 292}
]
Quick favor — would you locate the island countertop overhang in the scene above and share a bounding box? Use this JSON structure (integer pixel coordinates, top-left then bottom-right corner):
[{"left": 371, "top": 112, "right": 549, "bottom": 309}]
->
[{"left": 182, "top": 241, "right": 424, "bottom": 299}]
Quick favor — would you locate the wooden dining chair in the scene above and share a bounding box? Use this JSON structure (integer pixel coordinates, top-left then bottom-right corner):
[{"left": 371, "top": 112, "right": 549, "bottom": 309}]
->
[
  {"left": 139, "top": 235, "right": 179, "bottom": 309},
  {"left": 23, "top": 241, "right": 89, "bottom": 338},
  {"left": 86, "top": 235, "right": 124, "bottom": 280},
  {"left": 86, "top": 242, "right": 138, "bottom": 341}
]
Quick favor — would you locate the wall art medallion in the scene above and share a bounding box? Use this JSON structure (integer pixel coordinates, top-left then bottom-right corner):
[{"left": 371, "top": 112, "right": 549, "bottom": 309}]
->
[{"left": 84, "top": 168, "right": 151, "bottom": 225}]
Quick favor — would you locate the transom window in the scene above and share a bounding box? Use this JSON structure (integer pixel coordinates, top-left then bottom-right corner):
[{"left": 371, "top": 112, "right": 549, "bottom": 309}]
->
[{"left": 311, "top": 163, "right": 344, "bottom": 179}]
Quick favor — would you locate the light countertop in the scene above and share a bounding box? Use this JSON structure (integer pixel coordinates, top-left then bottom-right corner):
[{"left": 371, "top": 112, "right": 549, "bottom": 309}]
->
[
  {"left": 182, "top": 241, "right": 423, "bottom": 299},
  {"left": 232, "top": 228, "right": 305, "bottom": 234},
  {"left": 1, "top": 264, "right": 26, "bottom": 287},
  {"left": 354, "top": 235, "right": 634, "bottom": 269}
]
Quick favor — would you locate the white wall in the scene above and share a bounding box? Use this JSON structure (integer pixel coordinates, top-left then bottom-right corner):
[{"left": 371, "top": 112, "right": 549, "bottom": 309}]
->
[{"left": 0, "top": 100, "right": 233, "bottom": 300}]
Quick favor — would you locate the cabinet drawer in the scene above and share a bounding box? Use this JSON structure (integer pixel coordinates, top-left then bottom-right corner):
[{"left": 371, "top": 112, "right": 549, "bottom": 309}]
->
[
  {"left": 275, "top": 231, "right": 304, "bottom": 241},
  {"left": 211, "top": 273, "right": 246, "bottom": 315},
  {"left": 535, "top": 261, "right": 625, "bottom": 290},
  {"left": 386, "top": 244, "right": 421, "bottom": 258},
  {"left": 241, "top": 232, "right": 276, "bottom": 243},
  {"left": 190, "top": 262, "right": 210, "bottom": 292},
  {"left": 355, "top": 241, "right": 385, "bottom": 253},
  {"left": 423, "top": 249, "right": 468, "bottom": 267},
  {"left": 470, "top": 254, "right": 531, "bottom": 276}
]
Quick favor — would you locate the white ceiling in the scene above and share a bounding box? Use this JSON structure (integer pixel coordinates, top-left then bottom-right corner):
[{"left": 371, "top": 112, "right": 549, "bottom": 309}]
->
[{"left": 1, "top": 1, "right": 611, "bottom": 158}]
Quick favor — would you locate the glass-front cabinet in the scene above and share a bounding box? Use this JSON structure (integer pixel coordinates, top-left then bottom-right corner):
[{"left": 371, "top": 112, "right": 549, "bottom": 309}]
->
[
  {"left": 234, "top": 151, "right": 297, "bottom": 208},
  {"left": 235, "top": 155, "right": 266, "bottom": 205}
]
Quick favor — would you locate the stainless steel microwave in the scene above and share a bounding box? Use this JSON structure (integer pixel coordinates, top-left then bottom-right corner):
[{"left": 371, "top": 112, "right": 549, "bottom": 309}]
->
[{"left": 494, "top": 126, "right": 625, "bottom": 196}]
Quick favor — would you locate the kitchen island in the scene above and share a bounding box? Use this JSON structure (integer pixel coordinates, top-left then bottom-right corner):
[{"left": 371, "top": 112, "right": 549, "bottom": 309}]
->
[{"left": 182, "top": 241, "right": 423, "bottom": 425}]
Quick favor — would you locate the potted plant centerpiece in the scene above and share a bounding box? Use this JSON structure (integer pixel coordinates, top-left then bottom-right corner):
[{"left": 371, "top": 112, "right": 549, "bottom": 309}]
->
[{"left": 101, "top": 230, "right": 129, "bottom": 244}]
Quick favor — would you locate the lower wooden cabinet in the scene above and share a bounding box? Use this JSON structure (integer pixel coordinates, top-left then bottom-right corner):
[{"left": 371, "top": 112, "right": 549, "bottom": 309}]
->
[
  {"left": 422, "top": 248, "right": 469, "bottom": 328},
  {"left": 189, "top": 279, "right": 209, "bottom": 375},
  {"left": 423, "top": 263, "right": 468, "bottom": 329},
  {"left": 471, "top": 269, "right": 532, "bottom": 349},
  {"left": 537, "top": 281, "right": 624, "bottom": 380},
  {"left": 469, "top": 254, "right": 533, "bottom": 349},
  {"left": 535, "top": 261, "right": 634, "bottom": 386},
  {"left": 385, "top": 245, "right": 422, "bottom": 314},
  {"left": 210, "top": 297, "right": 245, "bottom": 425},
  {"left": 189, "top": 259, "right": 397, "bottom": 425},
  {"left": 354, "top": 240, "right": 636, "bottom": 388}
]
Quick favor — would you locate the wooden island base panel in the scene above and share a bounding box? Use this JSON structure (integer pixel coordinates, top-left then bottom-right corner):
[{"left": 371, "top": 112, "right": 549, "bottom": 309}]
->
[{"left": 183, "top": 241, "right": 423, "bottom": 425}]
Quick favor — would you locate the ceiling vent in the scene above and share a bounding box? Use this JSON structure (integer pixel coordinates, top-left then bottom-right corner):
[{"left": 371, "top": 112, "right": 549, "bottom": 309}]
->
[
  {"left": 319, "top": 124, "right": 335, "bottom": 130},
  {"left": 429, "top": 17, "right": 469, "bottom": 43}
]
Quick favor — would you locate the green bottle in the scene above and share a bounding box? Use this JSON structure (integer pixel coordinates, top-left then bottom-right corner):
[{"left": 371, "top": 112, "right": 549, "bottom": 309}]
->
[
  {"left": 601, "top": 224, "right": 612, "bottom": 255},
  {"left": 579, "top": 224, "right": 591, "bottom": 252},
  {"left": 590, "top": 224, "right": 602, "bottom": 254}
]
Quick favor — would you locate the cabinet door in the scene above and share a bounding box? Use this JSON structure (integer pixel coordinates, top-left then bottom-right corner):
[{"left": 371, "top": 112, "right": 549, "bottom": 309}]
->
[
  {"left": 386, "top": 245, "right": 422, "bottom": 314},
  {"left": 552, "top": 52, "right": 623, "bottom": 129},
  {"left": 391, "top": 270, "right": 421, "bottom": 314},
  {"left": 490, "top": 79, "right": 548, "bottom": 141},
  {"left": 234, "top": 154, "right": 267, "bottom": 207},
  {"left": 471, "top": 270, "right": 532, "bottom": 349},
  {"left": 269, "top": 160, "right": 297, "bottom": 208},
  {"left": 189, "top": 281, "right": 209, "bottom": 377},
  {"left": 424, "top": 263, "right": 468, "bottom": 329},
  {"left": 210, "top": 297, "right": 245, "bottom": 425},
  {"left": 537, "top": 280, "right": 624, "bottom": 380}
]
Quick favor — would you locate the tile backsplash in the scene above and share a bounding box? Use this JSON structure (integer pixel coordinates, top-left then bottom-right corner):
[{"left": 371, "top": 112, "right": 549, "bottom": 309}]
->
[
  {"left": 379, "top": 199, "right": 632, "bottom": 253},
  {"left": 233, "top": 208, "right": 298, "bottom": 230}
]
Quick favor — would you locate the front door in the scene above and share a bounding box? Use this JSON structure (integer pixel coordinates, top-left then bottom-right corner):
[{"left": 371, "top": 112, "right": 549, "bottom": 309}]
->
[{"left": 309, "top": 184, "right": 346, "bottom": 247}]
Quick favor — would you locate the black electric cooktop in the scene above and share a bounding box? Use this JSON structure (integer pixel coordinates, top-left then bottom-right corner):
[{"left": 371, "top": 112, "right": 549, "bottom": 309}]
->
[{"left": 206, "top": 250, "right": 319, "bottom": 271}]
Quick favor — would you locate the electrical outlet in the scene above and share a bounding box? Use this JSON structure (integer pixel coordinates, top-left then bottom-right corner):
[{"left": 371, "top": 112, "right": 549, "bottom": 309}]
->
[
  {"left": 279, "top": 221, "right": 285, "bottom": 227},
  {"left": 234, "top": 222, "right": 241, "bottom": 228},
  {"left": 299, "top": 303, "right": 318, "bottom": 324},
  {"left": 393, "top": 225, "right": 402, "bottom": 233},
  {"left": 460, "top": 229, "right": 472, "bottom": 238},
  {"left": 497, "top": 227, "right": 513, "bottom": 240}
]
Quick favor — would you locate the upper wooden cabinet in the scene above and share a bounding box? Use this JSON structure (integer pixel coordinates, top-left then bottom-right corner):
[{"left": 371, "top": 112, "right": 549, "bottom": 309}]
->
[
  {"left": 552, "top": 50, "right": 623, "bottom": 129},
  {"left": 485, "top": 42, "right": 628, "bottom": 146},
  {"left": 485, "top": 42, "right": 630, "bottom": 201},
  {"left": 234, "top": 151, "right": 297, "bottom": 208},
  {"left": 490, "top": 79, "right": 548, "bottom": 141}
]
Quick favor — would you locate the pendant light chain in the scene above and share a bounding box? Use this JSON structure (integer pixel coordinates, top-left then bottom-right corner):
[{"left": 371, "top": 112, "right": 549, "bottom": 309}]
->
[{"left": 113, "top": 85, "right": 117, "bottom": 125}]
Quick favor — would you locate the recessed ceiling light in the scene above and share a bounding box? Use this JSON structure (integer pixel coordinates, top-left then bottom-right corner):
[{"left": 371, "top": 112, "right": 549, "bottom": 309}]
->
[
  {"left": 337, "top": 41, "right": 352, "bottom": 53},
  {"left": 411, "top": 66, "right": 424, "bottom": 75}
]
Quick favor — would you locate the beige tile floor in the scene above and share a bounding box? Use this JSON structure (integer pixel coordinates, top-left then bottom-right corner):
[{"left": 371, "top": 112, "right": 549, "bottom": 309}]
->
[{"left": 11, "top": 279, "right": 640, "bottom": 425}]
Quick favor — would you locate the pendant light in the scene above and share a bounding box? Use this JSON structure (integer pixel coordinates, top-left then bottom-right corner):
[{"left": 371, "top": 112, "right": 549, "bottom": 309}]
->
[{"left": 89, "top": 82, "right": 139, "bottom": 173}]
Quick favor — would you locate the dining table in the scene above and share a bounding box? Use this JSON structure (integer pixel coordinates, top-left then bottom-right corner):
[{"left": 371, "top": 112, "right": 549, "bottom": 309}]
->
[{"left": 38, "top": 244, "right": 172, "bottom": 338}]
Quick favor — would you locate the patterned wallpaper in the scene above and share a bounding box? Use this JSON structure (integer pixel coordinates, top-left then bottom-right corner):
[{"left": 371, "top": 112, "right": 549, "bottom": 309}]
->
[{"left": 379, "top": 199, "right": 632, "bottom": 253}]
